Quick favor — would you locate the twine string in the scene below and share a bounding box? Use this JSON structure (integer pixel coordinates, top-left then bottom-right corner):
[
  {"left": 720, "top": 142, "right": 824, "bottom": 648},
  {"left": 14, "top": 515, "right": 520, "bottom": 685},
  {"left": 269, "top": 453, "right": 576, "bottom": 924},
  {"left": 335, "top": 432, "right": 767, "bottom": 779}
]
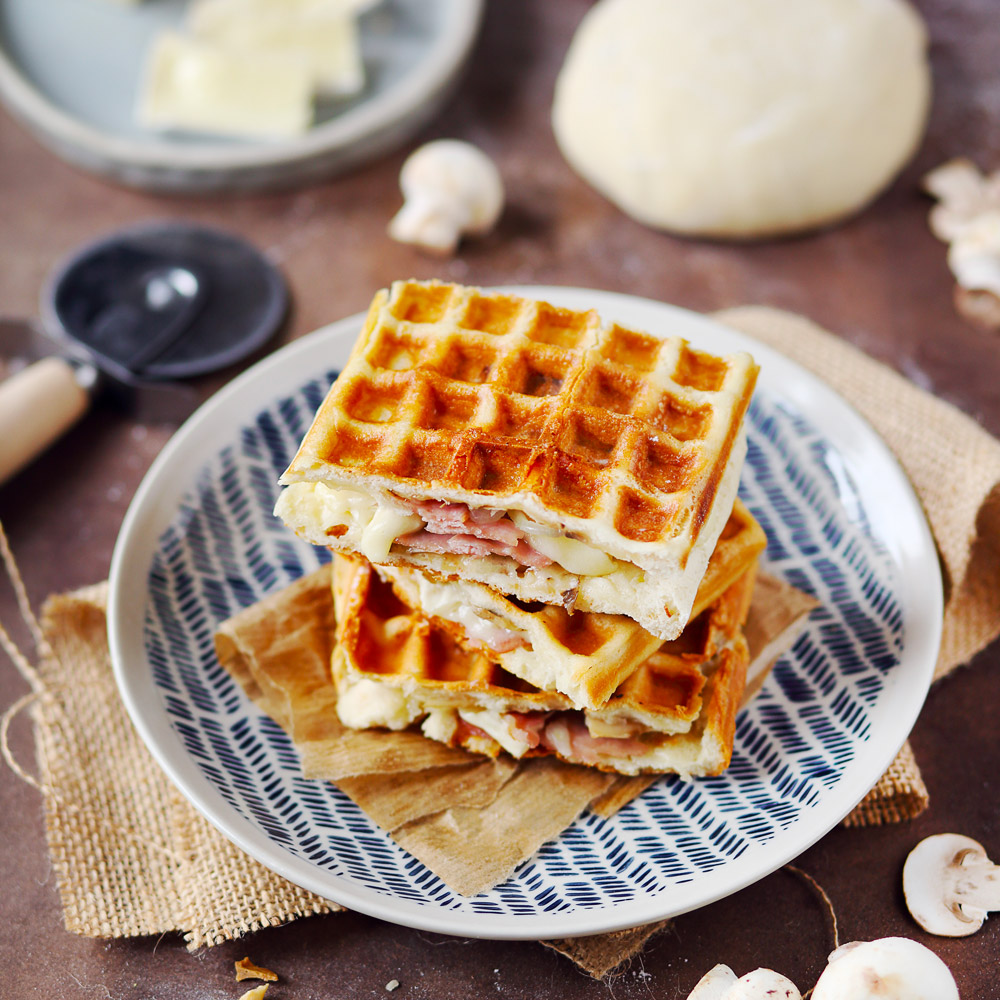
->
[
  {"left": 0, "top": 690, "right": 49, "bottom": 791},
  {"left": 0, "top": 520, "right": 52, "bottom": 667},
  {"left": 0, "top": 617, "right": 44, "bottom": 694},
  {"left": 785, "top": 863, "right": 840, "bottom": 951},
  {"left": 784, "top": 863, "right": 840, "bottom": 999}
]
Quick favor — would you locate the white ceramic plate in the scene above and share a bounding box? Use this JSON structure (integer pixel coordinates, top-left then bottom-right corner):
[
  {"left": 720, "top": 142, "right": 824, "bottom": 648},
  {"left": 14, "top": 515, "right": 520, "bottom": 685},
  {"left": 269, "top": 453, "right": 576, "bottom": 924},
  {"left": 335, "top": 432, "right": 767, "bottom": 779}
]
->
[
  {"left": 0, "top": 0, "right": 482, "bottom": 191},
  {"left": 108, "top": 287, "right": 942, "bottom": 939}
]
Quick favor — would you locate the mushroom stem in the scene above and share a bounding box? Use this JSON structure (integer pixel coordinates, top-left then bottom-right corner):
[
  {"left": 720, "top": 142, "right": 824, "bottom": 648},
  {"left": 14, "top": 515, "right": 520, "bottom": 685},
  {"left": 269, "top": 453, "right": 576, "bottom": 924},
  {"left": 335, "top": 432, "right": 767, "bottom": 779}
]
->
[
  {"left": 948, "top": 849, "right": 1000, "bottom": 913},
  {"left": 388, "top": 140, "right": 504, "bottom": 256},
  {"left": 903, "top": 833, "right": 1000, "bottom": 936}
]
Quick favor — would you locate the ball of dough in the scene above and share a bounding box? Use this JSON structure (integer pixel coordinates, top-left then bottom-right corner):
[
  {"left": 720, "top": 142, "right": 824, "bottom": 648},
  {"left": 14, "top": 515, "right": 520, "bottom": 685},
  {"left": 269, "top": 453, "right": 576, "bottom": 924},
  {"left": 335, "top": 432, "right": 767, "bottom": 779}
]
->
[{"left": 552, "top": 0, "right": 932, "bottom": 239}]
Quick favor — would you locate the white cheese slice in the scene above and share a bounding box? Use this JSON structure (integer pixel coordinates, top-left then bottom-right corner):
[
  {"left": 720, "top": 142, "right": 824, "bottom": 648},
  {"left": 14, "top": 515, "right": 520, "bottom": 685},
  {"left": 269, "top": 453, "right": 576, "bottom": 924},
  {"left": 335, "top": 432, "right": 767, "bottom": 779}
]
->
[
  {"left": 187, "top": 2, "right": 365, "bottom": 96},
  {"left": 188, "top": 0, "right": 377, "bottom": 34},
  {"left": 138, "top": 32, "right": 314, "bottom": 139}
]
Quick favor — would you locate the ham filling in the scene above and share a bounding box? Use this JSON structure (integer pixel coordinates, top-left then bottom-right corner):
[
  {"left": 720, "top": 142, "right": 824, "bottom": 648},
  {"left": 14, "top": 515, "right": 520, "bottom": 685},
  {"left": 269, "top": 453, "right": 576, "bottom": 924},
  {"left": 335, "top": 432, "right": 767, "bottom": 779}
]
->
[
  {"left": 455, "top": 718, "right": 492, "bottom": 744},
  {"left": 464, "top": 625, "right": 526, "bottom": 654},
  {"left": 395, "top": 500, "right": 555, "bottom": 568},
  {"left": 541, "top": 715, "right": 648, "bottom": 764},
  {"left": 472, "top": 711, "right": 649, "bottom": 764}
]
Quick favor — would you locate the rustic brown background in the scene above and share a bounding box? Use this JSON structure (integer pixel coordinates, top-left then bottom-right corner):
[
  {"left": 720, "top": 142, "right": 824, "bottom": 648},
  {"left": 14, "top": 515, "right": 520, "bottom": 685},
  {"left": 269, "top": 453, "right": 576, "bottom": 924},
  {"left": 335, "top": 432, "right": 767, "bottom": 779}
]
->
[{"left": 1, "top": 1, "right": 999, "bottom": 997}]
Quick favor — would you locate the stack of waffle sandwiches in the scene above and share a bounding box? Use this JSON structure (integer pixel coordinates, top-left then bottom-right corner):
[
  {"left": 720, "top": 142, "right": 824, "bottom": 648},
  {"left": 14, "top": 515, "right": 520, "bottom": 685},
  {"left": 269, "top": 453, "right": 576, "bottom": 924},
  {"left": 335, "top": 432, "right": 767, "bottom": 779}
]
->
[{"left": 275, "top": 281, "right": 764, "bottom": 777}]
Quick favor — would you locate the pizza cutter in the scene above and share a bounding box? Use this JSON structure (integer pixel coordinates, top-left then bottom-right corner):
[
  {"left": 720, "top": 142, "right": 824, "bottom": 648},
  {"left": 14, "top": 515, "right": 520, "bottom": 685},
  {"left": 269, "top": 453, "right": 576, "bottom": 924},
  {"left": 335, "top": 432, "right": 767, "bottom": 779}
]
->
[{"left": 0, "top": 221, "right": 287, "bottom": 485}]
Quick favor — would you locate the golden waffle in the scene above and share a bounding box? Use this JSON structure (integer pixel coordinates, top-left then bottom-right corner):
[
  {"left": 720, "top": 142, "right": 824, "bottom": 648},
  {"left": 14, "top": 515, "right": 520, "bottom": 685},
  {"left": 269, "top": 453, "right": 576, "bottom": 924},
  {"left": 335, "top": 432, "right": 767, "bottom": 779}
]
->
[
  {"left": 331, "top": 554, "right": 755, "bottom": 777},
  {"left": 277, "top": 280, "right": 759, "bottom": 640},
  {"left": 378, "top": 498, "right": 765, "bottom": 710}
]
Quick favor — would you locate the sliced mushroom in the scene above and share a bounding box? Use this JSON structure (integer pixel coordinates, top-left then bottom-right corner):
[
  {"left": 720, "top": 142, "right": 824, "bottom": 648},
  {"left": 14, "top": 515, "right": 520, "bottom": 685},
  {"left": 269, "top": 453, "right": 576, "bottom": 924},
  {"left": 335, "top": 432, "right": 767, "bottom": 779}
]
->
[
  {"left": 812, "top": 938, "right": 958, "bottom": 1000},
  {"left": 903, "top": 832, "right": 1000, "bottom": 936},
  {"left": 687, "top": 964, "right": 737, "bottom": 1000},
  {"left": 686, "top": 965, "right": 800, "bottom": 1000},
  {"left": 922, "top": 159, "right": 1000, "bottom": 329},
  {"left": 388, "top": 140, "right": 504, "bottom": 255},
  {"left": 726, "top": 969, "right": 801, "bottom": 999},
  {"left": 923, "top": 158, "right": 998, "bottom": 242},
  {"left": 948, "top": 213, "right": 1000, "bottom": 298}
]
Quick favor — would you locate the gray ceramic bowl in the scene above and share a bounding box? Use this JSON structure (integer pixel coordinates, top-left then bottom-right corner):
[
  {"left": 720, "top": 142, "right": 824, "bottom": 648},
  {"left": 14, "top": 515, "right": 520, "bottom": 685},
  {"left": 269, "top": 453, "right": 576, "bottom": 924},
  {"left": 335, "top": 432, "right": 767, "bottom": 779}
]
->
[{"left": 0, "top": 0, "right": 483, "bottom": 192}]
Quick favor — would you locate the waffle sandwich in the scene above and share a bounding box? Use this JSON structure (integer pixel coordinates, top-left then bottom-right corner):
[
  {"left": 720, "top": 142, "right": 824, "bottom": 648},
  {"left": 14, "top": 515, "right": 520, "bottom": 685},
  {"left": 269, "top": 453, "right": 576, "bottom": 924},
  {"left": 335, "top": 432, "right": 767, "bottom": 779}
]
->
[
  {"left": 376, "top": 498, "right": 765, "bottom": 710},
  {"left": 331, "top": 553, "right": 755, "bottom": 778},
  {"left": 276, "top": 280, "right": 759, "bottom": 641}
]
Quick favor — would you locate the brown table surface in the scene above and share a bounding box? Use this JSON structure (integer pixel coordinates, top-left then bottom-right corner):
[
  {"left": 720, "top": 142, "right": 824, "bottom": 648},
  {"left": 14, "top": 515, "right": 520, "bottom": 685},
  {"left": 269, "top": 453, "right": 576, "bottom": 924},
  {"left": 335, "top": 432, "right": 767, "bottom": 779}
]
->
[{"left": 2, "top": 1, "right": 999, "bottom": 997}]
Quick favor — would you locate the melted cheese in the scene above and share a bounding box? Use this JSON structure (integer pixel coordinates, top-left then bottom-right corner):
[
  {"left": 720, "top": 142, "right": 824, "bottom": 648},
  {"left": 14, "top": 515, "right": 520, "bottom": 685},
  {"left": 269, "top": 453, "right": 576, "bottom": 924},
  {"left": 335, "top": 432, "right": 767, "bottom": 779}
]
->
[
  {"left": 277, "top": 483, "right": 619, "bottom": 577},
  {"left": 457, "top": 709, "right": 531, "bottom": 758},
  {"left": 584, "top": 715, "right": 642, "bottom": 739},
  {"left": 336, "top": 677, "right": 416, "bottom": 730},
  {"left": 274, "top": 482, "right": 420, "bottom": 561},
  {"left": 361, "top": 505, "right": 422, "bottom": 562},
  {"left": 421, "top": 708, "right": 458, "bottom": 744},
  {"left": 337, "top": 673, "right": 528, "bottom": 758},
  {"left": 276, "top": 480, "right": 372, "bottom": 529},
  {"left": 508, "top": 512, "right": 616, "bottom": 576},
  {"left": 414, "top": 576, "right": 525, "bottom": 650}
]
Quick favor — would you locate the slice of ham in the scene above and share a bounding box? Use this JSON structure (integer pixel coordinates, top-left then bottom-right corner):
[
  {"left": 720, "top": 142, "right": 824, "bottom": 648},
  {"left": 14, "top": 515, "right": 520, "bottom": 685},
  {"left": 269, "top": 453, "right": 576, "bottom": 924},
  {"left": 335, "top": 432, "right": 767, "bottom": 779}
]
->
[
  {"left": 541, "top": 714, "right": 648, "bottom": 765},
  {"left": 393, "top": 498, "right": 555, "bottom": 567},
  {"left": 507, "top": 712, "right": 548, "bottom": 750},
  {"left": 485, "top": 632, "right": 526, "bottom": 654},
  {"left": 455, "top": 718, "right": 492, "bottom": 744},
  {"left": 452, "top": 710, "right": 647, "bottom": 763},
  {"left": 461, "top": 625, "right": 527, "bottom": 654},
  {"left": 397, "top": 528, "right": 554, "bottom": 568},
  {"left": 407, "top": 499, "right": 524, "bottom": 546}
]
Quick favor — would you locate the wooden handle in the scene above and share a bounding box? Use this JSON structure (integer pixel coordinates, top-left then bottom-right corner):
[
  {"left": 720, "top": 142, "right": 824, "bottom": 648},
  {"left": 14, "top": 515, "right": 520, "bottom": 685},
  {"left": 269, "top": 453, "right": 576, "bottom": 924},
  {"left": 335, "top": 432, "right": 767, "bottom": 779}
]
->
[{"left": 0, "top": 357, "right": 92, "bottom": 485}]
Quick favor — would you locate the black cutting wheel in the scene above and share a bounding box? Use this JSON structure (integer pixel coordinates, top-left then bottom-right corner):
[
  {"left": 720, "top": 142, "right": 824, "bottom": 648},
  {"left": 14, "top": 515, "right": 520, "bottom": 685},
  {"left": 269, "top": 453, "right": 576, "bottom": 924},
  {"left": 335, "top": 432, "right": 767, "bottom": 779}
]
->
[{"left": 44, "top": 221, "right": 288, "bottom": 383}]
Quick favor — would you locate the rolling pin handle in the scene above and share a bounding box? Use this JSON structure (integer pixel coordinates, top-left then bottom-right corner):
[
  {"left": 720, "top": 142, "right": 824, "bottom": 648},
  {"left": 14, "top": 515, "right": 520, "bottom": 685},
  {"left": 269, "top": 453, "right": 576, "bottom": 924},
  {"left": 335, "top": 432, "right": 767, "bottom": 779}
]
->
[{"left": 0, "top": 356, "right": 95, "bottom": 486}]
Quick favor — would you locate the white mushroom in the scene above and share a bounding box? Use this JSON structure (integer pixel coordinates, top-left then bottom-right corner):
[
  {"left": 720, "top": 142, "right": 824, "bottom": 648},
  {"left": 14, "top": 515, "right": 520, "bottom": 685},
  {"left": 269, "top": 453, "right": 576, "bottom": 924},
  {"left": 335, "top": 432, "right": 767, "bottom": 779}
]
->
[
  {"left": 812, "top": 938, "right": 958, "bottom": 1000},
  {"left": 923, "top": 158, "right": 1000, "bottom": 328},
  {"left": 923, "top": 158, "right": 999, "bottom": 242},
  {"left": 687, "top": 964, "right": 737, "bottom": 1000},
  {"left": 903, "top": 832, "right": 1000, "bottom": 936},
  {"left": 948, "top": 213, "right": 1000, "bottom": 298},
  {"left": 686, "top": 965, "right": 800, "bottom": 1000},
  {"left": 388, "top": 139, "right": 504, "bottom": 255},
  {"left": 725, "top": 969, "right": 801, "bottom": 1000}
]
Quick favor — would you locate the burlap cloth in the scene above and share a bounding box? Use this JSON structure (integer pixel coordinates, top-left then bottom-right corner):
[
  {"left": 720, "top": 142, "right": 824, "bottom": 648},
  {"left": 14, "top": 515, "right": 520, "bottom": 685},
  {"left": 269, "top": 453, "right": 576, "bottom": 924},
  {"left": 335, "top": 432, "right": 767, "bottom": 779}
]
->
[{"left": 3, "top": 306, "right": 1000, "bottom": 977}]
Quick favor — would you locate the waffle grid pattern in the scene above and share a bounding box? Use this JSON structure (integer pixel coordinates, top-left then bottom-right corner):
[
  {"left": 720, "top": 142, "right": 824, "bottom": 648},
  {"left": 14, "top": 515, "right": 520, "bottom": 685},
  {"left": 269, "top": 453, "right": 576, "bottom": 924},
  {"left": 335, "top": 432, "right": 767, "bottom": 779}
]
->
[
  {"left": 336, "top": 558, "right": 752, "bottom": 728},
  {"left": 293, "top": 282, "right": 758, "bottom": 546}
]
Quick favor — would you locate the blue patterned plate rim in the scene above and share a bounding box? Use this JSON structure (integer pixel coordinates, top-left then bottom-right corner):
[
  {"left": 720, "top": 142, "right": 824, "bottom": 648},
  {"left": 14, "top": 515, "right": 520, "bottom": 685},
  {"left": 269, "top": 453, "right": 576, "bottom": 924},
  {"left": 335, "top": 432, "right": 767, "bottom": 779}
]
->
[{"left": 108, "top": 287, "right": 942, "bottom": 939}]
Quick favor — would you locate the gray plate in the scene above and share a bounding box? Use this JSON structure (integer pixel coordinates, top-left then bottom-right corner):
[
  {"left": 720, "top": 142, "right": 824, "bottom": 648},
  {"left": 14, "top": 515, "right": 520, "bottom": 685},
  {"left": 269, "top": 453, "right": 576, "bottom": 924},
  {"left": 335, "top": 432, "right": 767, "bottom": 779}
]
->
[{"left": 0, "top": 0, "right": 482, "bottom": 192}]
